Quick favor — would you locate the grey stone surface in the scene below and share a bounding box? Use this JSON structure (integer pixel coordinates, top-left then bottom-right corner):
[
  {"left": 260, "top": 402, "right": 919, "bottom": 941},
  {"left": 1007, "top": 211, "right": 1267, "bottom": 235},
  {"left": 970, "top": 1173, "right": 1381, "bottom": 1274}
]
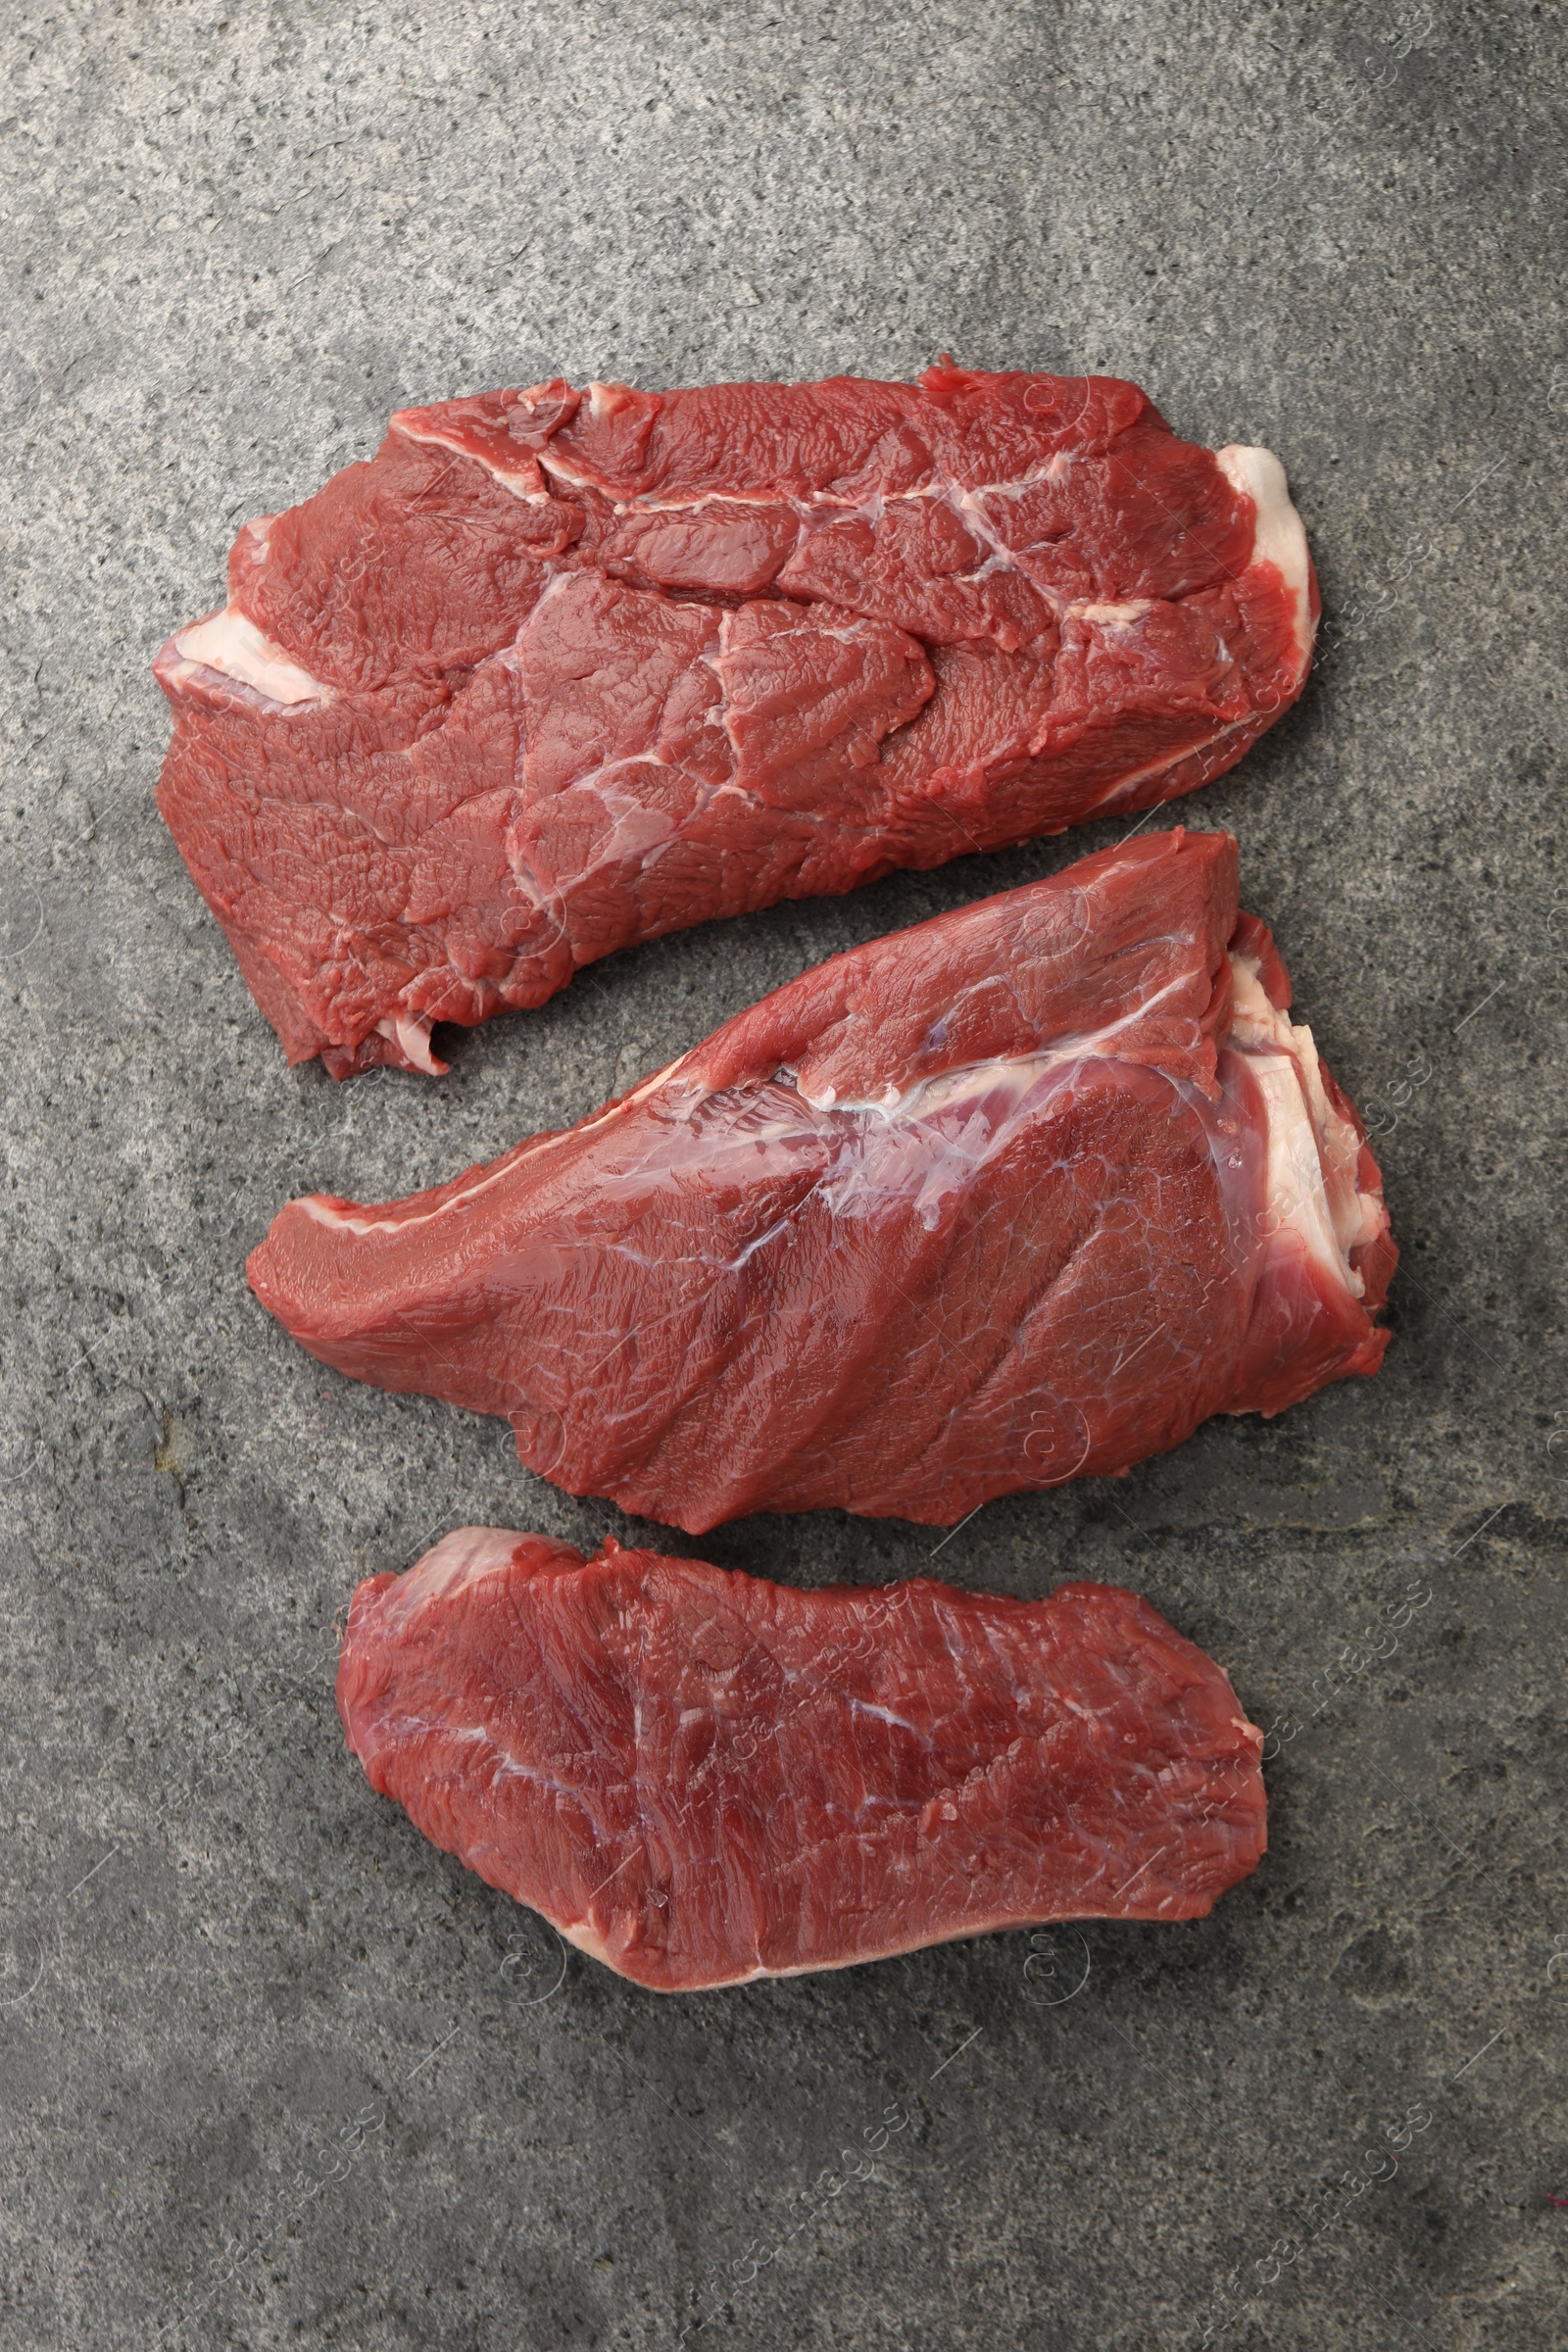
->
[{"left": 0, "top": 1, "right": 1563, "bottom": 2344}]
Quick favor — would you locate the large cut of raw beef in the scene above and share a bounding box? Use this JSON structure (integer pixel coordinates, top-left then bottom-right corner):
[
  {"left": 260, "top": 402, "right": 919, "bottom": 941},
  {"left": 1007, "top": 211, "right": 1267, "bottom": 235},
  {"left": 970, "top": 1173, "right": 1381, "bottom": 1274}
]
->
[
  {"left": 250, "top": 829, "right": 1396, "bottom": 1531},
  {"left": 155, "top": 366, "right": 1316, "bottom": 1076},
  {"left": 337, "top": 1529, "right": 1267, "bottom": 1990}
]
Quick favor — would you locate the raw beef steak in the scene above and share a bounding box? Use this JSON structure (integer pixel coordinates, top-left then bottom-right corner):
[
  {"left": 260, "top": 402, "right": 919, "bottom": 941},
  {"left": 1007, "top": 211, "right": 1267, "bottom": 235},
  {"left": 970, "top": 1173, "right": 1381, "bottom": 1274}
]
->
[
  {"left": 250, "top": 829, "right": 1396, "bottom": 1531},
  {"left": 337, "top": 1529, "right": 1267, "bottom": 1991},
  {"left": 155, "top": 366, "right": 1315, "bottom": 1076}
]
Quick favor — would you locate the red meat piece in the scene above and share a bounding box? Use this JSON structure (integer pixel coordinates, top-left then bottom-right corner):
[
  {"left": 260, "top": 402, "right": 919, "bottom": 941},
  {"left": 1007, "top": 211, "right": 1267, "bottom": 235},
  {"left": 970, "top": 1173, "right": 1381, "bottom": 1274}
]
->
[
  {"left": 336, "top": 1530, "right": 1267, "bottom": 1991},
  {"left": 155, "top": 368, "right": 1317, "bottom": 1076},
  {"left": 248, "top": 829, "right": 1395, "bottom": 1532}
]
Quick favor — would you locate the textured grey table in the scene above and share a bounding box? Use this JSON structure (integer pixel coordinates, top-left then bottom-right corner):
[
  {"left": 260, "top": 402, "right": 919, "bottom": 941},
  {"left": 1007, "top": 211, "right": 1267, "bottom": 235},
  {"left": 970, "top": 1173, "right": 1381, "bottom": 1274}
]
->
[{"left": 1, "top": 4, "right": 1563, "bottom": 2346}]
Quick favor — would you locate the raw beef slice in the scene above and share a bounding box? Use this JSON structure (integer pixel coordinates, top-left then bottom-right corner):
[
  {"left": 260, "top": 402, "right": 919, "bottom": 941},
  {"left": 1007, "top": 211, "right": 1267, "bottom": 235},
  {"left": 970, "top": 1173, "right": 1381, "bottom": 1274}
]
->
[
  {"left": 249, "top": 828, "right": 1396, "bottom": 1532},
  {"left": 337, "top": 1529, "right": 1267, "bottom": 1991},
  {"left": 155, "top": 366, "right": 1316, "bottom": 1076}
]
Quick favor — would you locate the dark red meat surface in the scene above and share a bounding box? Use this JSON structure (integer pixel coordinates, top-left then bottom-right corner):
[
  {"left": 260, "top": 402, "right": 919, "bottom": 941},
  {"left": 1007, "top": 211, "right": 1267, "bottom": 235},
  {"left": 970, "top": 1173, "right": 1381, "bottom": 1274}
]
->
[
  {"left": 250, "top": 829, "right": 1395, "bottom": 1531},
  {"left": 155, "top": 367, "right": 1316, "bottom": 1076},
  {"left": 336, "top": 1530, "right": 1267, "bottom": 1991}
]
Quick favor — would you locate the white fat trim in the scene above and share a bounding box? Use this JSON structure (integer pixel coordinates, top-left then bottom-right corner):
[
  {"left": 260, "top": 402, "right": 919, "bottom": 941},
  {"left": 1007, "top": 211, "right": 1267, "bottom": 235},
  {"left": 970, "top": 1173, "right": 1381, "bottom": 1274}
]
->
[
  {"left": 1214, "top": 443, "right": 1314, "bottom": 667},
  {"left": 391, "top": 414, "right": 551, "bottom": 503},
  {"left": 553, "top": 1873, "right": 1234, "bottom": 1988},
  {"left": 376, "top": 1527, "right": 530, "bottom": 1623},
  {"left": 559, "top": 1913, "right": 619, "bottom": 1967},
  {"left": 1228, "top": 953, "right": 1381, "bottom": 1296},
  {"left": 172, "top": 610, "right": 330, "bottom": 707},
  {"left": 534, "top": 447, "right": 603, "bottom": 497},
  {"left": 374, "top": 1009, "right": 444, "bottom": 1074},
  {"left": 1076, "top": 447, "right": 1317, "bottom": 816}
]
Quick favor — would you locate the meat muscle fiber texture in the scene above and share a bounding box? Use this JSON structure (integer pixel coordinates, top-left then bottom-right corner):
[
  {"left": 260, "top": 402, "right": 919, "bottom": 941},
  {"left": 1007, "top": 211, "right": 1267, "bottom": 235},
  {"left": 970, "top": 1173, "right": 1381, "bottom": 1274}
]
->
[
  {"left": 250, "top": 829, "right": 1396, "bottom": 1532},
  {"left": 336, "top": 1529, "right": 1267, "bottom": 1991},
  {"left": 155, "top": 366, "right": 1316, "bottom": 1077}
]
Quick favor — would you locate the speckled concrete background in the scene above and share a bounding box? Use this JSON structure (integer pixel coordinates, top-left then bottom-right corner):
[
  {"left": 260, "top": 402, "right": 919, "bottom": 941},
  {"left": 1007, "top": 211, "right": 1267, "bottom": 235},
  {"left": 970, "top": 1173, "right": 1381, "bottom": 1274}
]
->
[{"left": 0, "top": 2, "right": 1563, "bottom": 2345}]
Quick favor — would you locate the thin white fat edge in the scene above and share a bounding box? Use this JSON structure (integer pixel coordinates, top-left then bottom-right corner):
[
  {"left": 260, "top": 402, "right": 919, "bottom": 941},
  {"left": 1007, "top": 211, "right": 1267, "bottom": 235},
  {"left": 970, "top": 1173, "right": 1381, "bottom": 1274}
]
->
[
  {"left": 378, "top": 1526, "right": 527, "bottom": 1617},
  {"left": 172, "top": 609, "right": 330, "bottom": 708},
  {"left": 1228, "top": 951, "right": 1382, "bottom": 1297},
  {"left": 371, "top": 1524, "right": 591, "bottom": 1628},
  {"left": 1213, "top": 443, "right": 1314, "bottom": 669},
  {"left": 1085, "top": 443, "right": 1315, "bottom": 817},
  {"left": 372, "top": 1010, "right": 444, "bottom": 1074},
  {"left": 554, "top": 1855, "right": 1259, "bottom": 1989},
  {"left": 390, "top": 411, "right": 552, "bottom": 504}
]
